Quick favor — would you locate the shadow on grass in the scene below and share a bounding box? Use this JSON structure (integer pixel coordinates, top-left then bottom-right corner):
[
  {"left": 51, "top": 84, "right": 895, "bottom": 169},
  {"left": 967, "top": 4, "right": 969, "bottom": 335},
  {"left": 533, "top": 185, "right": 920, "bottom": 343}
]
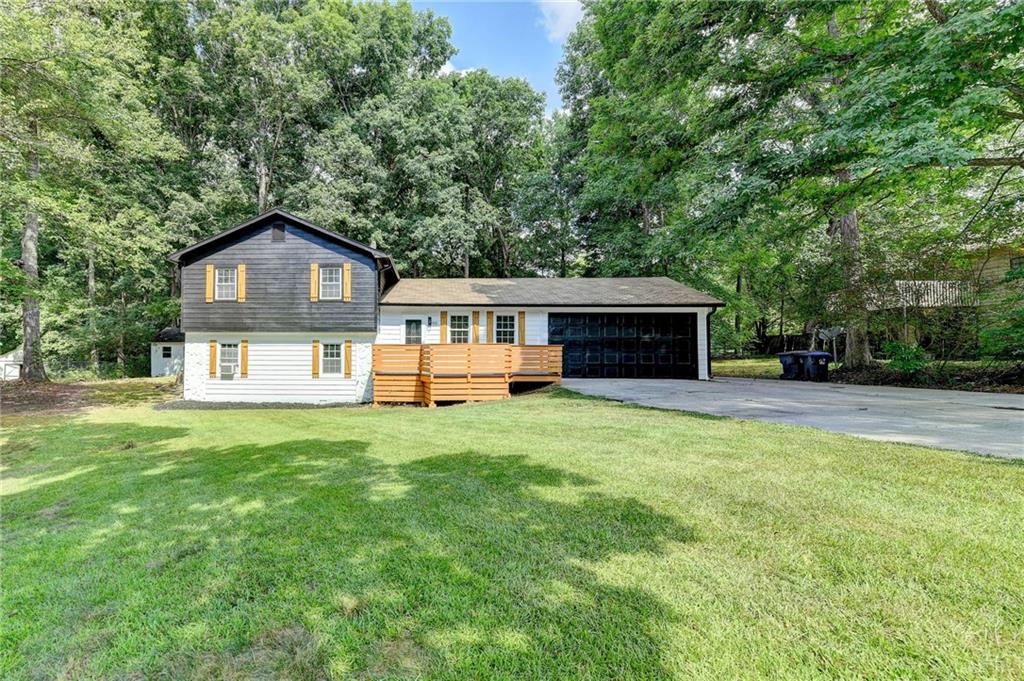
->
[{"left": 2, "top": 419, "right": 694, "bottom": 679}]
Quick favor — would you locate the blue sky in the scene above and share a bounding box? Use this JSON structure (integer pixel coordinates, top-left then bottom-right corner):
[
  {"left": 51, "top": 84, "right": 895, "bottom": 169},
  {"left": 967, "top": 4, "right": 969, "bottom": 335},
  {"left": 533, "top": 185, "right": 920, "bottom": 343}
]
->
[{"left": 411, "top": 1, "right": 583, "bottom": 114}]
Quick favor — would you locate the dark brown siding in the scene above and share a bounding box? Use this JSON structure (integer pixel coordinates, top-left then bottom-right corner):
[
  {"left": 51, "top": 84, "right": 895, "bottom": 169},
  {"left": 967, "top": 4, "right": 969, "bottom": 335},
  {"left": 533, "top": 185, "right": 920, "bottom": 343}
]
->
[{"left": 180, "top": 220, "right": 378, "bottom": 332}]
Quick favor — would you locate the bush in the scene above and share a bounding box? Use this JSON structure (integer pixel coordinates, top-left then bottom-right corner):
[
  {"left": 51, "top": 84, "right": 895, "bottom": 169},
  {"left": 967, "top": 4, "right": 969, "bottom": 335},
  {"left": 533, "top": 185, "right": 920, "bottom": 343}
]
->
[{"left": 883, "top": 341, "right": 929, "bottom": 374}]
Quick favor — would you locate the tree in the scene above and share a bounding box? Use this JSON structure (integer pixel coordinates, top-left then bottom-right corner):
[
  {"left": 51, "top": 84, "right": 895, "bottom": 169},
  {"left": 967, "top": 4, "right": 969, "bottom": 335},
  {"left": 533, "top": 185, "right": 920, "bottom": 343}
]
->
[
  {"left": 569, "top": 0, "right": 1023, "bottom": 367},
  {"left": 1, "top": 0, "right": 175, "bottom": 380}
]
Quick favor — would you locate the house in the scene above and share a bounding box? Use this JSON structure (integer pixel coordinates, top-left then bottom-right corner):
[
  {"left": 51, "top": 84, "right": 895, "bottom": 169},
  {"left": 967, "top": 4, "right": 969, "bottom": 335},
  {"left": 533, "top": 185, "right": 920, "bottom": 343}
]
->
[
  {"left": 168, "top": 209, "right": 724, "bottom": 405},
  {"left": 862, "top": 245, "right": 1023, "bottom": 347},
  {"left": 0, "top": 345, "right": 23, "bottom": 381},
  {"left": 150, "top": 327, "right": 185, "bottom": 376}
]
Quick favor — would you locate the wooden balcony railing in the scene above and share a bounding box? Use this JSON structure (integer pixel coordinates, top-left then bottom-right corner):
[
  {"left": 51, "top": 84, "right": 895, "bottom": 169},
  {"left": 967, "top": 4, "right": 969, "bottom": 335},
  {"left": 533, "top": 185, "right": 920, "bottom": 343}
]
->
[{"left": 372, "top": 344, "right": 562, "bottom": 406}]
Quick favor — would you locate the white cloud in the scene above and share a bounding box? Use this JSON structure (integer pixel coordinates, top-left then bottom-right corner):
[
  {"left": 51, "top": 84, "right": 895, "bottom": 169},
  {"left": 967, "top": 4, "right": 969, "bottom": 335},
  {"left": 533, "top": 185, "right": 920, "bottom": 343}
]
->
[
  {"left": 536, "top": 0, "right": 583, "bottom": 43},
  {"left": 438, "top": 61, "right": 478, "bottom": 77}
]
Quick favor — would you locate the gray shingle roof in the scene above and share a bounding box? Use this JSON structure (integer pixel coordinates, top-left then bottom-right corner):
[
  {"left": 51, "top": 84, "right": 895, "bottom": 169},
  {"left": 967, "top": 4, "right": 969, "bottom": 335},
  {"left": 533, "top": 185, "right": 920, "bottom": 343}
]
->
[{"left": 380, "top": 277, "right": 723, "bottom": 307}]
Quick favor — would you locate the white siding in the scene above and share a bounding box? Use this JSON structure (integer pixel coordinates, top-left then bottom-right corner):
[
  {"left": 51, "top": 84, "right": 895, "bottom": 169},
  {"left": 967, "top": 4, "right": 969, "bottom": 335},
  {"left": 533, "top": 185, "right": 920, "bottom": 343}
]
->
[
  {"left": 183, "top": 332, "right": 373, "bottom": 403},
  {"left": 376, "top": 306, "right": 547, "bottom": 345},
  {"left": 377, "top": 305, "right": 713, "bottom": 380},
  {"left": 150, "top": 343, "right": 184, "bottom": 377}
]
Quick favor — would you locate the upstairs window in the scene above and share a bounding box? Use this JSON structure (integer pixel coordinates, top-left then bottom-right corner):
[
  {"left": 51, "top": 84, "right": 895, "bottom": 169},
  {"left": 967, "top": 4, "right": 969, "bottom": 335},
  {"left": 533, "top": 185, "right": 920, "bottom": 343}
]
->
[
  {"left": 162, "top": 346, "right": 172, "bottom": 358},
  {"left": 215, "top": 267, "right": 237, "bottom": 300},
  {"left": 495, "top": 314, "right": 516, "bottom": 344},
  {"left": 320, "top": 266, "right": 342, "bottom": 300},
  {"left": 449, "top": 315, "right": 470, "bottom": 343},
  {"left": 322, "top": 343, "right": 342, "bottom": 374}
]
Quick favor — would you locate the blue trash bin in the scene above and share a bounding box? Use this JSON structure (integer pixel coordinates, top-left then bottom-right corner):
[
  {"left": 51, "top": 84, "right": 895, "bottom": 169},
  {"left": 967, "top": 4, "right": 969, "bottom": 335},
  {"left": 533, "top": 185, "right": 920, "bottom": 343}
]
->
[
  {"left": 778, "top": 352, "right": 807, "bottom": 380},
  {"left": 801, "top": 352, "right": 832, "bottom": 382}
]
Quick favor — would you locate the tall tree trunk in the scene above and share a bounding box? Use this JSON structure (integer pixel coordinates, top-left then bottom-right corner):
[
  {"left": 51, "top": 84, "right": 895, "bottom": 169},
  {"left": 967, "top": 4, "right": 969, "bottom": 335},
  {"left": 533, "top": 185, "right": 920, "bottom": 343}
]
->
[
  {"left": 171, "top": 265, "right": 181, "bottom": 327},
  {"left": 778, "top": 293, "right": 785, "bottom": 347},
  {"left": 21, "top": 120, "right": 46, "bottom": 381},
  {"left": 463, "top": 250, "right": 470, "bottom": 278},
  {"left": 834, "top": 169, "right": 873, "bottom": 368},
  {"left": 117, "top": 290, "right": 127, "bottom": 374},
  {"left": 256, "top": 158, "right": 271, "bottom": 212},
  {"left": 88, "top": 253, "right": 98, "bottom": 370},
  {"left": 734, "top": 271, "right": 742, "bottom": 333}
]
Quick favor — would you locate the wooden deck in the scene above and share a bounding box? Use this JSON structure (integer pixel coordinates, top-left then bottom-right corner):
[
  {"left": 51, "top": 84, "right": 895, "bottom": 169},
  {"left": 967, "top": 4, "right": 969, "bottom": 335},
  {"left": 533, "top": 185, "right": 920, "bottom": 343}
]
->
[{"left": 372, "top": 344, "right": 562, "bottom": 406}]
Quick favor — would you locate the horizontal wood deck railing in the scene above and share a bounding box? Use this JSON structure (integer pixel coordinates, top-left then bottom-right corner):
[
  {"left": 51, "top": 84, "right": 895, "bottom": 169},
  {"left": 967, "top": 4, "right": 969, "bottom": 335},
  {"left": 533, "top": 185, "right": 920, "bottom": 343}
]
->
[{"left": 372, "top": 344, "right": 562, "bottom": 405}]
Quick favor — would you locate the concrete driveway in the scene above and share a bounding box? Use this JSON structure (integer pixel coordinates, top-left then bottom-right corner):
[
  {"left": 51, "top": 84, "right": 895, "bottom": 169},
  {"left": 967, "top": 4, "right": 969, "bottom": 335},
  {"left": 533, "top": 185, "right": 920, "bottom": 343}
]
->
[{"left": 562, "top": 378, "right": 1024, "bottom": 459}]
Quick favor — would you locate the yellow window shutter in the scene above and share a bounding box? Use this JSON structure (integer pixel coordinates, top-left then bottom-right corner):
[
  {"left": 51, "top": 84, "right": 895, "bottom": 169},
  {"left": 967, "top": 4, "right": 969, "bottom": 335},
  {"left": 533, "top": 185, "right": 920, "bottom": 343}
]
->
[
  {"left": 344, "top": 339, "right": 352, "bottom": 378},
  {"left": 440, "top": 311, "right": 448, "bottom": 344},
  {"left": 312, "top": 339, "right": 320, "bottom": 378},
  {"left": 310, "top": 263, "right": 319, "bottom": 302},
  {"left": 518, "top": 310, "right": 526, "bottom": 345},
  {"left": 208, "top": 340, "right": 217, "bottom": 377},
  {"left": 486, "top": 311, "right": 494, "bottom": 343},
  {"left": 240, "top": 339, "right": 248, "bottom": 378},
  {"left": 342, "top": 262, "right": 352, "bottom": 302},
  {"left": 205, "top": 264, "right": 214, "bottom": 303},
  {"left": 472, "top": 311, "right": 480, "bottom": 343},
  {"left": 237, "top": 264, "right": 246, "bottom": 303}
]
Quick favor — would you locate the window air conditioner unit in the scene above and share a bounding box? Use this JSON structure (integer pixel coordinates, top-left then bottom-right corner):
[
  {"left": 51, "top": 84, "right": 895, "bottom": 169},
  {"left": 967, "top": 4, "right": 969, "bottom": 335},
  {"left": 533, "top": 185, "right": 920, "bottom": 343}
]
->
[{"left": 220, "top": 363, "right": 236, "bottom": 379}]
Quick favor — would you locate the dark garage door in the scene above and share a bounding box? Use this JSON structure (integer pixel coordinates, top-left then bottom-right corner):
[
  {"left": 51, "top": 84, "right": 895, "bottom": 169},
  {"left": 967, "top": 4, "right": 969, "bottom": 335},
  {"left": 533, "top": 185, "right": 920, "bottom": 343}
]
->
[{"left": 548, "top": 313, "right": 698, "bottom": 379}]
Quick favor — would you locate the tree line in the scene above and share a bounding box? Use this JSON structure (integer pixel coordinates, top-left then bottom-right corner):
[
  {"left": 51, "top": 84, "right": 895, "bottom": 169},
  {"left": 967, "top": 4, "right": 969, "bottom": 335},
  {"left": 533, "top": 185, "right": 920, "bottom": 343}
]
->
[
  {"left": 556, "top": 0, "right": 1023, "bottom": 369},
  {"left": 3, "top": 0, "right": 1022, "bottom": 380}
]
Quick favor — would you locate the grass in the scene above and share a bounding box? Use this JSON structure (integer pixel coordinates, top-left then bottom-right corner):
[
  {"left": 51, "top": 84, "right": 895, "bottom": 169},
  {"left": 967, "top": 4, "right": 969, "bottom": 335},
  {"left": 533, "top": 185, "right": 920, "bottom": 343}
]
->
[
  {"left": 712, "top": 356, "right": 788, "bottom": 379},
  {"left": 2, "top": 382, "right": 1023, "bottom": 679}
]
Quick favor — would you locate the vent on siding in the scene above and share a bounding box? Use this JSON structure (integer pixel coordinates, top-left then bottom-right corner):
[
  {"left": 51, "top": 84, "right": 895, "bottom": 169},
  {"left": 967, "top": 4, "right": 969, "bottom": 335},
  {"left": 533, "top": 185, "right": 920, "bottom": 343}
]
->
[{"left": 271, "top": 222, "right": 286, "bottom": 242}]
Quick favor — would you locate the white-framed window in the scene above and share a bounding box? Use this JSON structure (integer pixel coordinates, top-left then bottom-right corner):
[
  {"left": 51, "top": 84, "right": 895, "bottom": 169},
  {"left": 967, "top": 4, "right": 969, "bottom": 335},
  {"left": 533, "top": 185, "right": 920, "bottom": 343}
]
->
[
  {"left": 495, "top": 314, "right": 516, "bottom": 344},
  {"left": 449, "top": 314, "right": 470, "bottom": 343},
  {"left": 215, "top": 267, "right": 237, "bottom": 300},
  {"left": 322, "top": 343, "right": 343, "bottom": 374},
  {"left": 320, "top": 266, "right": 342, "bottom": 300},
  {"left": 404, "top": 319, "right": 422, "bottom": 344},
  {"left": 162, "top": 346, "right": 172, "bottom": 358},
  {"left": 220, "top": 343, "right": 238, "bottom": 377}
]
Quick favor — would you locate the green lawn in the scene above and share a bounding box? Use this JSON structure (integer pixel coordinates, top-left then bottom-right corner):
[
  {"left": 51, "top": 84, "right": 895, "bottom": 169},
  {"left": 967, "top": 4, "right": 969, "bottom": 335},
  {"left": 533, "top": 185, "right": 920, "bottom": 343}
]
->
[
  {"left": 2, "top": 384, "right": 1022, "bottom": 679},
  {"left": 712, "top": 356, "right": 786, "bottom": 379}
]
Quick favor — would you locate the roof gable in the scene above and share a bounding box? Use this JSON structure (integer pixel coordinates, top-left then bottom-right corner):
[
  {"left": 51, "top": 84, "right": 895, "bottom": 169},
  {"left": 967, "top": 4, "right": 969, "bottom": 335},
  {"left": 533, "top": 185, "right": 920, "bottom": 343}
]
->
[{"left": 167, "top": 208, "right": 394, "bottom": 269}]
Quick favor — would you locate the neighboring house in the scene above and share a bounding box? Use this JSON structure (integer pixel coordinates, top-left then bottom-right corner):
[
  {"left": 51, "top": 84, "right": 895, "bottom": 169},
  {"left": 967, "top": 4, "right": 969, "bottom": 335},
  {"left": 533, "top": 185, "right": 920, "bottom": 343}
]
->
[
  {"left": 150, "top": 327, "right": 185, "bottom": 377},
  {"left": 863, "top": 245, "right": 1023, "bottom": 346},
  {"left": 0, "top": 345, "right": 23, "bottom": 381},
  {"left": 974, "top": 245, "right": 1024, "bottom": 289},
  {"left": 168, "top": 209, "right": 724, "bottom": 404}
]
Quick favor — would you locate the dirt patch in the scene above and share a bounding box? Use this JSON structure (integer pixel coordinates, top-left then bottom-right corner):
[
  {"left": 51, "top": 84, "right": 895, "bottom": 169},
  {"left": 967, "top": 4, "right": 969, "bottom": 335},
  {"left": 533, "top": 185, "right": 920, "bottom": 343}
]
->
[
  {"left": 35, "top": 499, "right": 74, "bottom": 520},
  {"left": 360, "top": 636, "right": 429, "bottom": 679},
  {"left": 1, "top": 378, "right": 179, "bottom": 417},
  {"left": 1, "top": 381, "right": 92, "bottom": 416},
  {"left": 185, "top": 626, "right": 329, "bottom": 681}
]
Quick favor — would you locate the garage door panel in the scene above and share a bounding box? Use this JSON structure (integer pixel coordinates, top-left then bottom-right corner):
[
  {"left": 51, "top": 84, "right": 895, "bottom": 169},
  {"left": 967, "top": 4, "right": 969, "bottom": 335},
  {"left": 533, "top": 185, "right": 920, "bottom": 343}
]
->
[{"left": 550, "top": 312, "right": 698, "bottom": 379}]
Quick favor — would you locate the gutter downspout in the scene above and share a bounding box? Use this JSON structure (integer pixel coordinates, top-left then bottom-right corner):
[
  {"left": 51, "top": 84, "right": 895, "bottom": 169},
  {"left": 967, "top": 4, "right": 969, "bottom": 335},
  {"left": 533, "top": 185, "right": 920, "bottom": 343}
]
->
[{"left": 706, "top": 307, "right": 716, "bottom": 380}]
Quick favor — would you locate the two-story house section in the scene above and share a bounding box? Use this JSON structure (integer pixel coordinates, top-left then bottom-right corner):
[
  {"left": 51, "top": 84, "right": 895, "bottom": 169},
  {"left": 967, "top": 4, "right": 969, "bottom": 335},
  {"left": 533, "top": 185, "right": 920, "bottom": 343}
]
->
[
  {"left": 168, "top": 209, "right": 398, "bottom": 403},
  {"left": 170, "top": 208, "right": 724, "bottom": 405}
]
